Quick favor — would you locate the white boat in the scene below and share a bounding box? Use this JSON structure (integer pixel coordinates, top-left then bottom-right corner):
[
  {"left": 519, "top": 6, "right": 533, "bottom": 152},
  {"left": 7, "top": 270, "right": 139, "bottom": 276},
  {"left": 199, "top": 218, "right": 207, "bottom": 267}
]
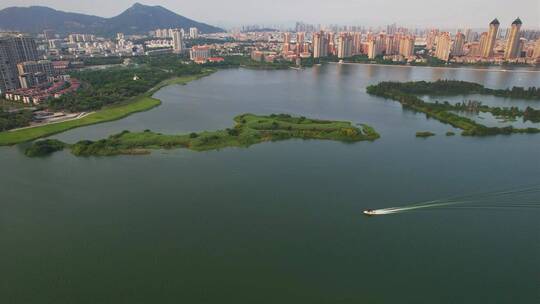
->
[{"left": 363, "top": 209, "right": 377, "bottom": 216}]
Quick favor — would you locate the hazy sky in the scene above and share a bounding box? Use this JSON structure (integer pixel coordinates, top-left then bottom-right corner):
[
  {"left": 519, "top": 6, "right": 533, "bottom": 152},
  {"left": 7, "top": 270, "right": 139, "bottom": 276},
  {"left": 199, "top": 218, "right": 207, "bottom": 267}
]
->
[{"left": 0, "top": 0, "right": 539, "bottom": 29}]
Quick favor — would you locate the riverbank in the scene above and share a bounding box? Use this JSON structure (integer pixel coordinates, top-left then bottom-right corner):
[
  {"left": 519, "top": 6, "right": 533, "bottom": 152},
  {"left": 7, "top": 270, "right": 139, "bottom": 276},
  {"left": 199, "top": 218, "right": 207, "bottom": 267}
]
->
[
  {"left": 25, "top": 113, "right": 380, "bottom": 157},
  {"left": 334, "top": 62, "right": 540, "bottom": 74},
  {"left": 0, "top": 72, "right": 215, "bottom": 146}
]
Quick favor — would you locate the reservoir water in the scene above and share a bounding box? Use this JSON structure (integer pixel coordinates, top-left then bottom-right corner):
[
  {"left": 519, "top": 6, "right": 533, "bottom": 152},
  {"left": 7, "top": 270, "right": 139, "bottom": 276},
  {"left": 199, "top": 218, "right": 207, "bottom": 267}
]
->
[{"left": 1, "top": 64, "right": 539, "bottom": 303}]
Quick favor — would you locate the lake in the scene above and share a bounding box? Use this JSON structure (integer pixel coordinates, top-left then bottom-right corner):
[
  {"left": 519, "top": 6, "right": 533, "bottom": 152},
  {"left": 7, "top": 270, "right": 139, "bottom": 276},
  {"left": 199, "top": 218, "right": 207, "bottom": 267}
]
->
[{"left": 1, "top": 63, "right": 539, "bottom": 303}]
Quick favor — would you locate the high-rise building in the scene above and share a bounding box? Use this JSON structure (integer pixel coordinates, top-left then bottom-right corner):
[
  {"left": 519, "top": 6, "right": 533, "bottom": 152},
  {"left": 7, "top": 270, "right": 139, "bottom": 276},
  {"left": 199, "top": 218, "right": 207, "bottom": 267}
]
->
[
  {"left": 482, "top": 18, "right": 499, "bottom": 57},
  {"left": 283, "top": 32, "right": 291, "bottom": 44},
  {"left": 172, "top": 29, "right": 184, "bottom": 53},
  {"left": 435, "top": 32, "right": 452, "bottom": 61},
  {"left": 399, "top": 36, "right": 415, "bottom": 57},
  {"left": 16, "top": 60, "right": 54, "bottom": 88},
  {"left": 337, "top": 33, "right": 353, "bottom": 59},
  {"left": 0, "top": 34, "right": 39, "bottom": 93},
  {"left": 385, "top": 35, "right": 396, "bottom": 55},
  {"left": 327, "top": 32, "right": 336, "bottom": 56},
  {"left": 478, "top": 32, "right": 488, "bottom": 56},
  {"left": 533, "top": 39, "right": 540, "bottom": 59},
  {"left": 352, "top": 32, "right": 362, "bottom": 55},
  {"left": 426, "top": 29, "right": 439, "bottom": 50},
  {"left": 189, "top": 27, "right": 199, "bottom": 39},
  {"left": 367, "top": 35, "right": 385, "bottom": 59},
  {"left": 296, "top": 32, "right": 305, "bottom": 53},
  {"left": 504, "top": 18, "right": 523, "bottom": 59},
  {"left": 312, "top": 31, "right": 328, "bottom": 58},
  {"left": 464, "top": 29, "right": 472, "bottom": 42},
  {"left": 366, "top": 40, "right": 376, "bottom": 59},
  {"left": 282, "top": 32, "right": 292, "bottom": 54},
  {"left": 452, "top": 32, "right": 465, "bottom": 56}
]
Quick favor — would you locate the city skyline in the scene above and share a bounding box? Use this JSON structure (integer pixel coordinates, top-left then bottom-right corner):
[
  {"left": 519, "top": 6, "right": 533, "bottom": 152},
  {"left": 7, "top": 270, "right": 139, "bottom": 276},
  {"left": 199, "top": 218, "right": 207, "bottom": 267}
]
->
[{"left": 0, "top": 0, "right": 538, "bottom": 29}]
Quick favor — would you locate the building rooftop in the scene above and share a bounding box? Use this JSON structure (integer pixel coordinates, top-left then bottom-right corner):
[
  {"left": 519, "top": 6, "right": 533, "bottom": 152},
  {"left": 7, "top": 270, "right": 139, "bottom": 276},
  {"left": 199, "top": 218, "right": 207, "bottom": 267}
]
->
[
  {"left": 490, "top": 18, "right": 500, "bottom": 25},
  {"left": 512, "top": 17, "right": 522, "bottom": 25}
]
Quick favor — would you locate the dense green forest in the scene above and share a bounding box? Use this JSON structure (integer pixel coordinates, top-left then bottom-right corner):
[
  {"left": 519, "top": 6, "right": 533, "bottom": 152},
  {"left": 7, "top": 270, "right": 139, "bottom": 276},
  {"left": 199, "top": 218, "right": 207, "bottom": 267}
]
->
[
  {"left": 369, "top": 80, "right": 540, "bottom": 100},
  {"left": 50, "top": 55, "right": 205, "bottom": 112},
  {"left": 0, "top": 109, "right": 33, "bottom": 131},
  {"left": 366, "top": 80, "right": 540, "bottom": 136}
]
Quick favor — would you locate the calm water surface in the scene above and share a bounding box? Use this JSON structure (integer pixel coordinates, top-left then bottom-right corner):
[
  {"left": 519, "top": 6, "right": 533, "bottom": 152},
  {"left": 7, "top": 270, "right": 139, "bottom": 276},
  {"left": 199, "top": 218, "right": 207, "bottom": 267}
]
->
[{"left": 1, "top": 64, "right": 540, "bottom": 303}]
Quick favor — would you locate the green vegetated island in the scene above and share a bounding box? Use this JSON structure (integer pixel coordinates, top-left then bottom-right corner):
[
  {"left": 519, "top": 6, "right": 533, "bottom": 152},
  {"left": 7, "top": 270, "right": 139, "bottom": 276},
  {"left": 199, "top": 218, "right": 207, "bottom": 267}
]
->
[
  {"left": 25, "top": 113, "right": 380, "bottom": 157},
  {"left": 366, "top": 80, "right": 540, "bottom": 136}
]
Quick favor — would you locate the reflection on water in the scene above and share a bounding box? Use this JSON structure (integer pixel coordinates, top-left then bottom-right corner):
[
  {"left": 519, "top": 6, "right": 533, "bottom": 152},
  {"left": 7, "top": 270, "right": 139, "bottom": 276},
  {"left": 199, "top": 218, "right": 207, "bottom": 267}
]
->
[
  {"left": 454, "top": 110, "right": 540, "bottom": 129},
  {"left": 422, "top": 94, "right": 539, "bottom": 111},
  {"left": 2, "top": 64, "right": 540, "bottom": 304}
]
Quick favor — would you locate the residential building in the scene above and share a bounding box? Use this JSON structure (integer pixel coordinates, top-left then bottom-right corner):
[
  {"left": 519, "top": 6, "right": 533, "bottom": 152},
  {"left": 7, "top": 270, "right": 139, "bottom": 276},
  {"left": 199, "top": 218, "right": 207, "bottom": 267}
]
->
[
  {"left": 399, "top": 36, "right": 415, "bottom": 57},
  {"left": 478, "top": 32, "right": 488, "bottom": 56},
  {"left": 504, "top": 18, "right": 523, "bottom": 59},
  {"left": 533, "top": 39, "right": 540, "bottom": 59},
  {"left": 172, "top": 29, "right": 184, "bottom": 53},
  {"left": 435, "top": 32, "right": 452, "bottom": 61},
  {"left": 313, "top": 31, "right": 328, "bottom": 58},
  {"left": 452, "top": 32, "right": 465, "bottom": 56},
  {"left": 0, "top": 34, "right": 39, "bottom": 93},
  {"left": 190, "top": 45, "right": 211, "bottom": 61},
  {"left": 337, "top": 33, "right": 353, "bottom": 58},
  {"left": 189, "top": 27, "right": 199, "bottom": 39},
  {"left": 482, "top": 18, "right": 499, "bottom": 57}
]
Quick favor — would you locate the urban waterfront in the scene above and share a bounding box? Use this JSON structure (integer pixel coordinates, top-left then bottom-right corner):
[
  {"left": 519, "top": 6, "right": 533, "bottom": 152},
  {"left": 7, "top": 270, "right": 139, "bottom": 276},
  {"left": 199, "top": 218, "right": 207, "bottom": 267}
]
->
[{"left": 1, "top": 64, "right": 540, "bottom": 303}]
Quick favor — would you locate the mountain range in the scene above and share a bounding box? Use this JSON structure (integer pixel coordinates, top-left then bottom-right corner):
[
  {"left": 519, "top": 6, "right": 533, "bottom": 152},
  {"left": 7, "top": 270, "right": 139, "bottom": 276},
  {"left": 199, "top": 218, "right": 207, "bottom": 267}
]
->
[{"left": 0, "top": 3, "right": 224, "bottom": 36}]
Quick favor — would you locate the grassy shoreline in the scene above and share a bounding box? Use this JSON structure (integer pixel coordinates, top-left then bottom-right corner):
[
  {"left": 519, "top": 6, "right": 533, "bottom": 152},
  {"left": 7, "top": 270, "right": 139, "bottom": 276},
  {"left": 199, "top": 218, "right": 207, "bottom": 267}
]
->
[
  {"left": 25, "top": 113, "right": 380, "bottom": 157},
  {"left": 0, "top": 72, "right": 214, "bottom": 146}
]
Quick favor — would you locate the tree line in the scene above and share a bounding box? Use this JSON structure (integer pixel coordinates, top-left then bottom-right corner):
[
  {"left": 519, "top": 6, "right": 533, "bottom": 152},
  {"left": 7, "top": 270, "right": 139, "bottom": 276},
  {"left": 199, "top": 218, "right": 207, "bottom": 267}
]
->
[{"left": 366, "top": 80, "right": 540, "bottom": 136}]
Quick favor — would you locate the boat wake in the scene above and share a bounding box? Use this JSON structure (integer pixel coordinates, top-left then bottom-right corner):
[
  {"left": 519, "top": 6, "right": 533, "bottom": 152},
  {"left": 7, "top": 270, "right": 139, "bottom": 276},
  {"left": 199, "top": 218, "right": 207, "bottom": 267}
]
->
[{"left": 365, "top": 184, "right": 540, "bottom": 216}]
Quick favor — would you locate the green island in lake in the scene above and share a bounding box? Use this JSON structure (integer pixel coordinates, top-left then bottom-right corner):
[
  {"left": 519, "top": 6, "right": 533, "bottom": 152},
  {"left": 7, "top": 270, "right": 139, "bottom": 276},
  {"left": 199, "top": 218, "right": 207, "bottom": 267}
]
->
[
  {"left": 367, "top": 80, "right": 540, "bottom": 136},
  {"left": 25, "top": 113, "right": 380, "bottom": 157}
]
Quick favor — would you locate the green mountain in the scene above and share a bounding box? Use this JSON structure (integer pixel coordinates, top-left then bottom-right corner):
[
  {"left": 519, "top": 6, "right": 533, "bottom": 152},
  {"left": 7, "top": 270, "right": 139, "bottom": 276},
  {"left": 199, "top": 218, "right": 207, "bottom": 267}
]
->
[{"left": 0, "top": 3, "right": 224, "bottom": 36}]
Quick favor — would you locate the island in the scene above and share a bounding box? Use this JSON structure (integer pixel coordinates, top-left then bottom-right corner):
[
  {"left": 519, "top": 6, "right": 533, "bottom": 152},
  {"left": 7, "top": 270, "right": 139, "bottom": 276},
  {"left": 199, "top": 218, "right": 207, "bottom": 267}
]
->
[
  {"left": 416, "top": 131, "right": 436, "bottom": 138},
  {"left": 24, "top": 113, "right": 380, "bottom": 157},
  {"left": 367, "top": 80, "right": 540, "bottom": 136}
]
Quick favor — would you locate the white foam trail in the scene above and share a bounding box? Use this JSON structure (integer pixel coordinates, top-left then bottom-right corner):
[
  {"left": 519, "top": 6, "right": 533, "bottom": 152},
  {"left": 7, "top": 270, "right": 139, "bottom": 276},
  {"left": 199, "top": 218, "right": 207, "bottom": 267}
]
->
[
  {"left": 366, "top": 184, "right": 540, "bottom": 216},
  {"left": 371, "top": 201, "right": 460, "bottom": 215}
]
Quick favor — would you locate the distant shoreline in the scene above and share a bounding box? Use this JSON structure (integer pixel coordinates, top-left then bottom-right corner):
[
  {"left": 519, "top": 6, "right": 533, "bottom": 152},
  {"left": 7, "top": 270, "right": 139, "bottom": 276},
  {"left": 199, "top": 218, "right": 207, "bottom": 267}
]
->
[{"left": 331, "top": 62, "right": 540, "bottom": 74}]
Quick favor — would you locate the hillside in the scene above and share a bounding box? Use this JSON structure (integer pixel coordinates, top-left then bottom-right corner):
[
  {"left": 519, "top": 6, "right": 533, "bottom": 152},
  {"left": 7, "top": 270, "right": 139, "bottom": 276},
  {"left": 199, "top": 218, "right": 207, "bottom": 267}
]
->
[{"left": 0, "top": 3, "right": 224, "bottom": 36}]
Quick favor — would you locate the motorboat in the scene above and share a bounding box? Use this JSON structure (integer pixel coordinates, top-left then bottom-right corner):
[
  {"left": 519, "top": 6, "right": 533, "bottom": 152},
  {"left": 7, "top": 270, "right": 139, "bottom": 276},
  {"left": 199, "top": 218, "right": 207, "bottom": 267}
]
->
[{"left": 363, "top": 209, "right": 377, "bottom": 216}]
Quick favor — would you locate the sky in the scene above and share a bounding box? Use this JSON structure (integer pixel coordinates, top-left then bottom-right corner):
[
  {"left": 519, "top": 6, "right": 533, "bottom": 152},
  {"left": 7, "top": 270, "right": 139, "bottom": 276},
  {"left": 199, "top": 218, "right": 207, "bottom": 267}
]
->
[{"left": 0, "top": 0, "right": 539, "bottom": 29}]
